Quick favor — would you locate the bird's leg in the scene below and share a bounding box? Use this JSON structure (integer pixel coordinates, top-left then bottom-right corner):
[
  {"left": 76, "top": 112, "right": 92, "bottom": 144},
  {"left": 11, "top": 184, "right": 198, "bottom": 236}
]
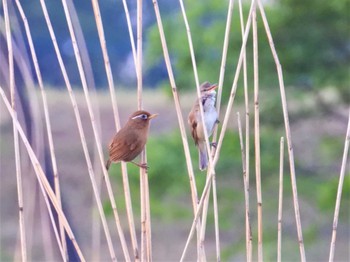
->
[{"left": 131, "top": 161, "right": 149, "bottom": 170}]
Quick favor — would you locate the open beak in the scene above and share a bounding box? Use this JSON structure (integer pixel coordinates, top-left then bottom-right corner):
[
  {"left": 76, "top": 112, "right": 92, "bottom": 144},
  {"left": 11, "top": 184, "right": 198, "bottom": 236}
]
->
[
  {"left": 149, "top": 113, "right": 159, "bottom": 119},
  {"left": 208, "top": 83, "right": 218, "bottom": 91}
]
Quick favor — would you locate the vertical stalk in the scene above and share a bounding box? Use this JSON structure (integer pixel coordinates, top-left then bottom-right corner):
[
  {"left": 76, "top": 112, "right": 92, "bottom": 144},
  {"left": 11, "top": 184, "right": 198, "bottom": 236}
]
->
[
  {"left": 178, "top": 2, "right": 216, "bottom": 259},
  {"left": 60, "top": 0, "right": 131, "bottom": 259},
  {"left": 277, "top": 137, "right": 284, "bottom": 262},
  {"left": 39, "top": 1, "right": 121, "bottom": 260},
  {"left": 136, "top": 0, "right": 152, "bottom": 260},
  {"left": 91, "top": 0, "right": 139, "bottom": 259},
  {"left": 237, "top": 112, "right": 253, "bottom": 262},
  {"left": 238, "top": 0, "right": 252, "bottom": 260},
  {"left": 151, "top": 1, "right": 202, "bottom": 259},
  {"left": 252, "top": 4, "right": 263, "bottom": 261},
  {"left": 14, "top": 1, "right": 67, "bottom": 257},
  {"left": 257, "top": 1, "right": 306, "bottom": 261},
  {"left": 181, "top": 1, "right": 256, "bottom": 259},
  {"left": 328, "top": 110, "right": 350, "bottom": 262},
  {"left": 2, "top": 0, "right": 27, "bottom": 260},
  {"left": 0, "top": 88, "right": 85, "bottom": 261}
]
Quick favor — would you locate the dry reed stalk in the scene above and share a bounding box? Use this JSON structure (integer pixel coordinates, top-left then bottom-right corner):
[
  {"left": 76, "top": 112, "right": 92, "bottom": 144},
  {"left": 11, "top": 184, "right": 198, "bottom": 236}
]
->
[
  {"left": 257, "top": 1, "right": 306, "bottom": 261},
  {"left": 212, "top": 0, "right": 255, "bottom": 169},
  {"left": 0, "top": 87, "right": 85, "bottom": 261},
  {"left": 237, "top": 112, "right": 253, "bottom": 262},
  {"left": 238, "top": 0, "right": 252, "bottom": 260},
  {"left": 328, "top": 109, "right": 350, "bottom": 262},
  {"left": 151, "top": 0, "right": 204, "bottom": 259},
  {"left": 278, "top": 137, "right": 284, "bottom": 262},
  {"left": 91, "top": 0, "right": 139, "bottom": 259},
  {"left": 181, "top": 1, "right": 256, "bottom": 259},
  {"left": 60, "top": 0, "right": 132, "bottom": 259},
  {"left": 178, "top": 2, "right": 217, "bottom": 259},
  {"left": 2, "top": 1, "right": 27, "bottom": 260},
  {"left": 121, "top": 0, "right": 138, "bottom": 75},
  {"left": 252, "top": 4, "right": 263, "bottom": 261},
  {"left": 39, "top": 1, "right": 121, "bottom": 260},
  {"left": 10, "top": 38, "right": 44, "bottom": 261},
  {"left": 208, "top": 1, "right": 235, "bottom": 259},
  {"left": 136, "top": 0, "right": 152, "bottom": 260},
  {"left": 14, "top": 1, "right": 67, "bottom": 257},
  {"left": 28, "top": 147, "right": 67, "bottom": 260}
]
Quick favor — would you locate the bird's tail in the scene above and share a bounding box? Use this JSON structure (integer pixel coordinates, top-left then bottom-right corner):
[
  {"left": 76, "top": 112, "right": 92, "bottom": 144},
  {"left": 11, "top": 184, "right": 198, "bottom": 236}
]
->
[
  {"left": 198, "top": 142, "right": 208, "bottom": 171},
  {"left": 106, "top": 159, "right": 111, "bottom": 170}
]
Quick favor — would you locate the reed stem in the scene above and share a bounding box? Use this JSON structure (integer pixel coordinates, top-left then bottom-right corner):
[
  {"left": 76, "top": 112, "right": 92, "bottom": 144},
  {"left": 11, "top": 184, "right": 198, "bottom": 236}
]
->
[
  {"left": 278, "top": 137, "right": 284, "bottom": 262},
  {"left": 3, "top": 1, "right": 27, "bottom": 260},
  {"left": 0, "top": 88, "right": 85, "bottom": 261},
  {"left": 328, "top": 109, "right": 350, "bottom": 262},
  {"left": 237, "top": 112, "right": 253, "bottom": 262},
  {"left": 14, "top": 1, "right": 67, "bottom": 257},
  {"left": 238, "top": 0, "right": 252, "bottom": 260},
  {"left": 252, "top": 4, "right": 263, "bottom": 261},
  {"left": 257, "top": 1, "right": 305, "bottom": 260}
]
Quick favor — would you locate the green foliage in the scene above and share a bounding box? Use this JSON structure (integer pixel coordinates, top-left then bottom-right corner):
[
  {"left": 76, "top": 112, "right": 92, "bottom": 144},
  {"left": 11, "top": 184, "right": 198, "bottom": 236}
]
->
[
  {"left": 146, "top": 0, "right": 350, "bottom": 101},
  {"left": 318, "top": 175, "right": 350, "bottom": 216}
]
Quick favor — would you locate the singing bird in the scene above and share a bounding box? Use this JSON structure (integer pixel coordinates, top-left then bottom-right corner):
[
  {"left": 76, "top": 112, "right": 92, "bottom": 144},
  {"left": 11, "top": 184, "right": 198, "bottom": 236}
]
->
[
  {"left": 106, "top": 110, "right": 158, "bottom": 170},
  {"left": 188, "top": 82, "right": 219, "bottom": 171}
]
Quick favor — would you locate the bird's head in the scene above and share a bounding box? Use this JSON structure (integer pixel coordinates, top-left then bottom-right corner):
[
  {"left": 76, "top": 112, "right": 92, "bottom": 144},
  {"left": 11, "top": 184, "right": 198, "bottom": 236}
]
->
[
  {"left": 200, "top": 82, "right": 217, "bottom": 95},
  {"left": 129, "top": 110, "right": 158, "bottom": 128}
]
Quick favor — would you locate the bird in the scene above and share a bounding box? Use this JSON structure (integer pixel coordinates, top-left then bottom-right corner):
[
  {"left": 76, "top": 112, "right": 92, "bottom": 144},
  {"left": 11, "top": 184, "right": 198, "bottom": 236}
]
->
[
  {"left": 188, "top": 82, "right": 219, "bottom": 171},
  {"left": 106, "top": 110, "right": 158, "bottom": 170}
]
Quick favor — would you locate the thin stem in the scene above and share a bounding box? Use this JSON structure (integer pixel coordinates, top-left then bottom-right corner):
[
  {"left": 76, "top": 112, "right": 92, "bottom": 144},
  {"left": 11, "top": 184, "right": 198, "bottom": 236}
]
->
[
  {"left": 252, "top": 4, "right": 263, "bottom": 261},
  {"left": 61, "top": 0, "right": 131, "bottom": 259},
  {"left": 328, "top": 109, "right": 350, "bottom": 262},
  {"left": 277, "top": 137, "right": 284, "bottom": 262},
  {"left": 237, "top": 112, "right": 252, "bottom": 262},
  {"left": 14, "top": 1, "right": 67, "bottom": 257},
  {"left": 213, "top": 0, "right": 234, "bottom": 136},
  {"left": 121, "top": 0, "right": 138, "bottom": 77},
  {"left": 213, "top": 0, "right": 255, "bottom": 168},
  {"left": 257, "top": 1, "right": 306, "bottom": 261},
  {"left": 208, "top": 0, "right": 235, "bottom": 259},
  {"left": 0, "top": 88, "right": 85, "bottom": 261},
  {"left": 151, "top": 0, "right": 202, "bottom": 257},
  {"left": 3, "top": 0, "right": 27, "bottom": 260},
  {"left": 212, "top": 176, "right": 220, "bottom": 262},
  {"left": 91, "top": 0, "right": 139, "bottom": 259},
  {"left": 238, "top": 0, "right": 252, "bottom": 260},
  {"left": 178, "top": 2, "right": 216, "bottom": 259},
  {"left": 39, "top": 1, "right": 121, "bottom": 260},
  {"left": 181, "top": 1, "right": 256, "bottom": 259},
  {"left": 136, "top": 0, "right": 152, "bottom": 261}
]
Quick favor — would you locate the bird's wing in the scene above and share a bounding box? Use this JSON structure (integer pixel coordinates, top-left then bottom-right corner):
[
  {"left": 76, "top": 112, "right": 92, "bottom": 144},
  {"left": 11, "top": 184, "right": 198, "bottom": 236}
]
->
[
  {"left": 109, "top": 130, "right": 141, "bottom": 162},
  {"left": 188, "top": 102, "right": 200, "bottom": 145}
]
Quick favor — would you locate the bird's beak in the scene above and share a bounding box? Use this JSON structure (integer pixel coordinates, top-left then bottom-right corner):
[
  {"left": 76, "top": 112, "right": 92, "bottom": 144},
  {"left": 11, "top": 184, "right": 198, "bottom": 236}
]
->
[
  {"left": 208, "top": 83, "right": 218, "bottom": 91},
  {"left": 149, "top": 113, "right": 159, "bottom": 119}
]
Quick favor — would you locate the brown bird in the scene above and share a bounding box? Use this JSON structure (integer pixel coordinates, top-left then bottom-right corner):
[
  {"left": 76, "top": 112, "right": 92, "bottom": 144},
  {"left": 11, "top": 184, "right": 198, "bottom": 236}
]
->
[
  {"left": 188, "top": 82, "right": 219, "bottom": 171},
  {"left": 106, "top": 110, "right": 158, "bottom": 170}
]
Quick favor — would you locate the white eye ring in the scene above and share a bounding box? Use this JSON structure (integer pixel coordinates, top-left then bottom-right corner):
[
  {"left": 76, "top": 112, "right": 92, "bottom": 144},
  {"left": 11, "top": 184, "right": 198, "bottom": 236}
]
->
[{"left": 132, "top": 114, "right": 148, "bottom": 120}]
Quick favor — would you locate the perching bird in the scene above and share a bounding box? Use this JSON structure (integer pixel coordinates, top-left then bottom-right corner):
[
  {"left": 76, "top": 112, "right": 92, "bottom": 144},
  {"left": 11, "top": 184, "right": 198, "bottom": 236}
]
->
[
  {"left": 188, "top": 82, "right": 219, "bottom": 171},
  {"left": 106, "top": 110, "right": 158, "bottom": 170}
]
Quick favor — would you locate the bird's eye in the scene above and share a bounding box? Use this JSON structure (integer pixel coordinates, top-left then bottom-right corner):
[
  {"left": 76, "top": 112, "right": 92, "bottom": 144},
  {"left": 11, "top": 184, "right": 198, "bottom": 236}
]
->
[{"left": 132, "top": 113, "right": 149, "bottom": 120}]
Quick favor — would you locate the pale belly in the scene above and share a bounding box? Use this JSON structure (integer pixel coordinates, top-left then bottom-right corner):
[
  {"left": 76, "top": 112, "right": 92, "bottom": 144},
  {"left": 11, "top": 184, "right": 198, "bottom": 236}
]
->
[{"left": 197, "top": 109, "right": 218, "bottom": 140}]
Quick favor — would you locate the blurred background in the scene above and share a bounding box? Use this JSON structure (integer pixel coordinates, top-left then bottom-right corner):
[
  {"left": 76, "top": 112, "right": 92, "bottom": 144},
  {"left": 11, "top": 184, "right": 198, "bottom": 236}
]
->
[{"left": 0, "top": 0, "right": 349, "bottom": 261}]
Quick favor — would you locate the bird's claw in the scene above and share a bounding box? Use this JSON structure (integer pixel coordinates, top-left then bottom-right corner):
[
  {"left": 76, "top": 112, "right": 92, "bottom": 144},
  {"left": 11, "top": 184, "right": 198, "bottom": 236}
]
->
[
  {"left": 139, "top": 163, "right": 149, "bottom": 170},
  {"left": 211, "top": 142, "right": 217, "bottom": 148}
]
